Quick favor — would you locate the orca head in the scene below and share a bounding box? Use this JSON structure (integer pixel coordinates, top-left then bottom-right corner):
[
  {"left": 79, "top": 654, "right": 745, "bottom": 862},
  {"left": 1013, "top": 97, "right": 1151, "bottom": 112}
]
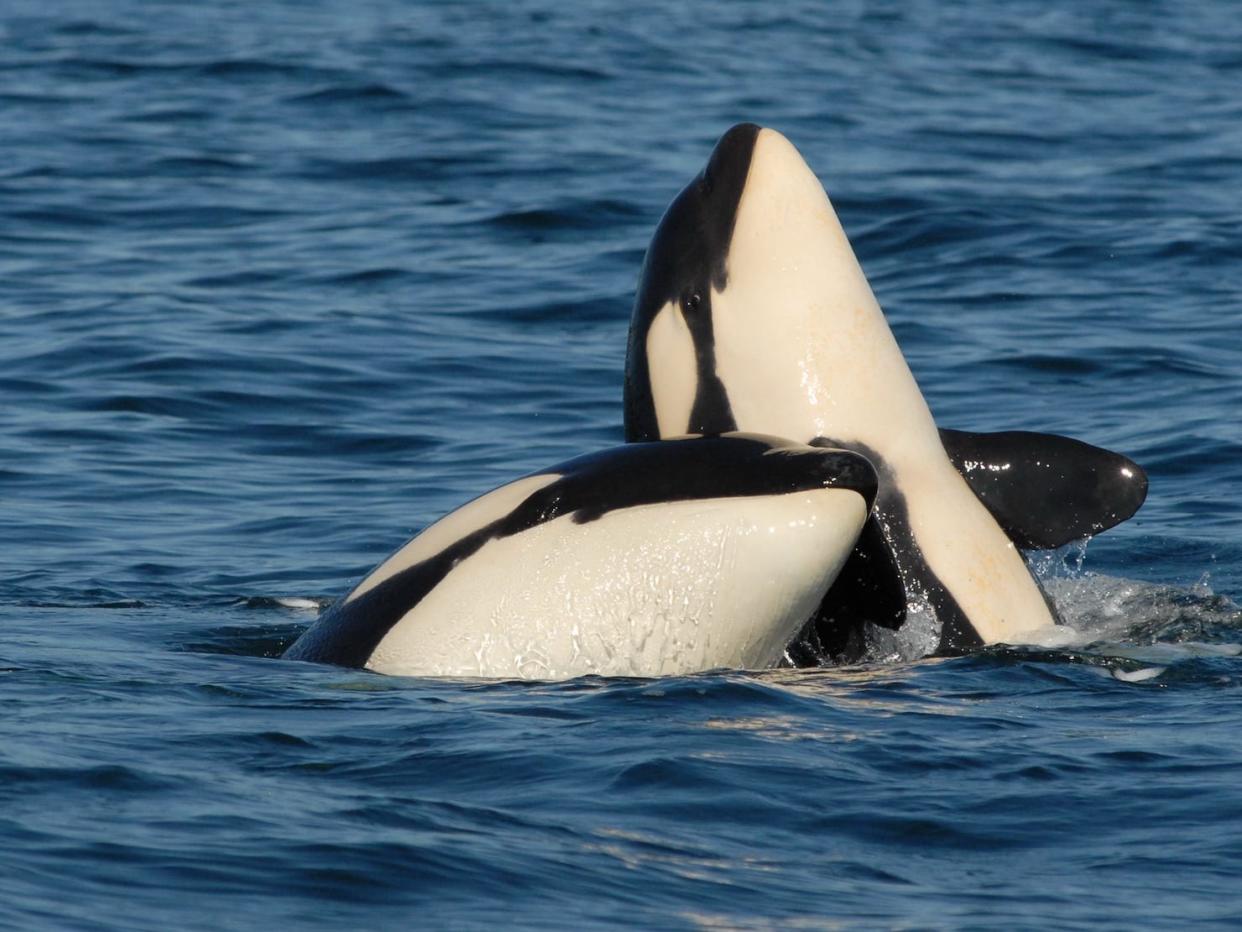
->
[
  {"left": 286, "top": 434, "right": 880, "bottom": 679},
  {"left": 624, "top": 123, "right": 761, "bottom": 442},
  {"left": 625, "top": 125, "right": 911, "bottom": 449}
]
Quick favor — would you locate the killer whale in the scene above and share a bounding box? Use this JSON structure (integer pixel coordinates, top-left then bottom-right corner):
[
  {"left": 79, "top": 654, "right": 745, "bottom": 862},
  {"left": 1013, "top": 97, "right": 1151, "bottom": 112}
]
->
[
  {"left": 624, "top": 124, "right": 1147, "bottom": 657},
  {"left": 283, "top": 434, "right": 877, "bottom": 679}
]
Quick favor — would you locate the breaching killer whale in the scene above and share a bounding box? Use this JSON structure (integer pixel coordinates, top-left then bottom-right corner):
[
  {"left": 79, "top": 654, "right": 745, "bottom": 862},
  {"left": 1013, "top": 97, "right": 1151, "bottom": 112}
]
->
[
  {"left": 624, "top": 123, "right": 1148, "bottom": 658},
  {"left": 283, "top": 434, "right": 877, "bottom": 679}
]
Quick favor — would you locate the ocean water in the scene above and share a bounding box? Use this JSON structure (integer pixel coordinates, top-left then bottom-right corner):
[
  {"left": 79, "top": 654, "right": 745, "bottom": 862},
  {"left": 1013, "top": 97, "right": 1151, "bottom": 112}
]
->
[{"left": 2, "top": 1, "right": 1241, "bottom": 928}]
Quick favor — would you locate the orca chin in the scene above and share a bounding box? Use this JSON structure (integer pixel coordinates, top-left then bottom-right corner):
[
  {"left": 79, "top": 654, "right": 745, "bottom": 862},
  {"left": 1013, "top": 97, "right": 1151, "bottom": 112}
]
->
[
  {"left": 625, "top": 123, "right": 1148, "bottom": 660},
  {"left": 284, "top": 434, "right": 877, "bottom": 680}
]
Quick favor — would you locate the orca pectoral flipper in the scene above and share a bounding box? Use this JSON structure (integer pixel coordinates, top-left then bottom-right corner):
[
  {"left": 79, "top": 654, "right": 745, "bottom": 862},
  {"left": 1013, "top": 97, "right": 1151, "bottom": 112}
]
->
[{"left": 939, "top": 428, "right": 1148, "bottom": 550}]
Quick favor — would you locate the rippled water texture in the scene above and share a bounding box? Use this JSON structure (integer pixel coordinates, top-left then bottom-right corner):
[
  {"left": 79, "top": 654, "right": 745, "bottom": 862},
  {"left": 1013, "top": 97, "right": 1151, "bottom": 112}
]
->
[{"left": 2, "top": 1, "right": 1241, "bottom": 928}]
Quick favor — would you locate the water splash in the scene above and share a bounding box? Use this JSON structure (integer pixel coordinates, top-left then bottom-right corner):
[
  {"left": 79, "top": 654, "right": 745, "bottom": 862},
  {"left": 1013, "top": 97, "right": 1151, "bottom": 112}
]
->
[{"left": 831, "top": 537, "right": 1242, "bottom": 670}]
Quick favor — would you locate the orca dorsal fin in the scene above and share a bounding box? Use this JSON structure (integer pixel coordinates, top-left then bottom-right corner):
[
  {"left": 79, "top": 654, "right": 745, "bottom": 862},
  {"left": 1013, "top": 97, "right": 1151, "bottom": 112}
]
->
[{"left": 939, "top": 428, "right": 1148, "bottom": 550}]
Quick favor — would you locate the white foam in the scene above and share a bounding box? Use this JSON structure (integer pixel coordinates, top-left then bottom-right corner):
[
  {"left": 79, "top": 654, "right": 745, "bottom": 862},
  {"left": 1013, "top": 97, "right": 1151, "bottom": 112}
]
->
[
  {"left": 860, "top": 598, "right": 940, "bottom": 663},
  {"left": 275, "top": 597, "right": 322, "bottom": 612},
  {"left": 1112, "top": 666, "right": 1165, "bottom": 683},
  {"left": 848, "top": 555, "right": 1242, "bottom": 666},
  {"left": 1020, "top": 624, "right": 1088, "bottom": 650}
]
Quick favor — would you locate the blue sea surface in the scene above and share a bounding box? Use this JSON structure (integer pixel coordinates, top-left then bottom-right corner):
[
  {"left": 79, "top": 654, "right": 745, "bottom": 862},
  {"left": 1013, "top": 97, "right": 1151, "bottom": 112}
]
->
[{"left": 3, "top": 1, "right": 1241, "bottom": 928}]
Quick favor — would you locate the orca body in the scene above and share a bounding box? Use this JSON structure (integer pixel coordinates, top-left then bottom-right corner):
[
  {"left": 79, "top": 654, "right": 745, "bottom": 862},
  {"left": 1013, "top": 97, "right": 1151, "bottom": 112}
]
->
[
  {"left": 284, "top": 435, "right": 877, "bottom": 679},
  {"left": 624, "top": 124, "right": 1147, "bottom": 657}
]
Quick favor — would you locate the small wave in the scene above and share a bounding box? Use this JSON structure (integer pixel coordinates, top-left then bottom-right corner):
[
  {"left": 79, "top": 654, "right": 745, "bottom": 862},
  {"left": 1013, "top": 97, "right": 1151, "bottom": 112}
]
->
[
  {"left": 288, "top": 84, "right": 411, "bottom": 106},
  {"left": 15, "top": 598, "right": 148, "bottom": 610},
  {"left": 37, "top": 55, "right": 346, "bottom": 84},
  {"left": 0, "top": 92, "right": 82, "bottom": 107},
  {"left": 126, "top": 107, "right": 210, "bottom": 124},
  {"left": 182, "top": 612, "right": 317, "bottom": 659},
  {"left": 439, "top": 59, "right": 612, "bottom": 83},
  {"left": 247, "top": 429, "right": 439, "bottom": 460},
  {"left": 74, "top": 393, "right": 217, "bottom": 420},
  {"left": 9, "top": 207, "right": 111, "bottom": 229},
  {"left": 52, "top": 20, "right": 136, "bottom": 37},
  {"left": 467, "top": 296, "right": 630, "bottom": 327},
  {"left": 183, "top": 269, "right": 292, "bottom": 288},
  {"left": 114, "top": 204, "right": 291, "bottom": 229},
  {"left": 848, "top": 205, "right": 1013, "bottom": 256},
  {"left": 9, "top": 203, "right": 294, "bottom": 232},
  {"left": 234, "top": 596, "right": 331, "bottom": 612},
  {"left": 988, "top": 352, "right": 1108, "bottom": 376},
  {"left": 319, "top": 267, "right": 415, "bottom": 286},
  {"left": 298, "top": 155, "right": 463, "bottom": 183},
  {"left": 485, "top": 199, "right": 644, "bottom": 235},
  {"left": 0, "top": 763, "right": 175, "bottom": 792},
  {"left": 48, "top": 57, "right": 157, "bottom": 78},
  {"left": 196, "top": 59, "right": 344, "bottom": 81},
  {"left": 146, "top": 155, "right": 256, "bottom": 175}
]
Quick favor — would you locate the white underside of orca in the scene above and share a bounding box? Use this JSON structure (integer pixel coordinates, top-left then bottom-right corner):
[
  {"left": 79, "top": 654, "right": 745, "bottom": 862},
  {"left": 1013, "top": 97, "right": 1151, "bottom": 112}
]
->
[
  {"left": 347, "top": 473, "right": 560, "bottom": 603},
  {"left": 366, "top": 491, "right": 866, "bottom": 679},
  {"left": 644, "top": 129, "right": 1058, "bottom": 646}
]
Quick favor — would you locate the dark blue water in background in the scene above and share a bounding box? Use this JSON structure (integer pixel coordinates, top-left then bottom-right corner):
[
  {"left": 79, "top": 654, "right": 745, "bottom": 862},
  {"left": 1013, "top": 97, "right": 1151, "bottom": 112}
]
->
[{"left": 3, "top": 1, "right": 1241, "bottom": 927}]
